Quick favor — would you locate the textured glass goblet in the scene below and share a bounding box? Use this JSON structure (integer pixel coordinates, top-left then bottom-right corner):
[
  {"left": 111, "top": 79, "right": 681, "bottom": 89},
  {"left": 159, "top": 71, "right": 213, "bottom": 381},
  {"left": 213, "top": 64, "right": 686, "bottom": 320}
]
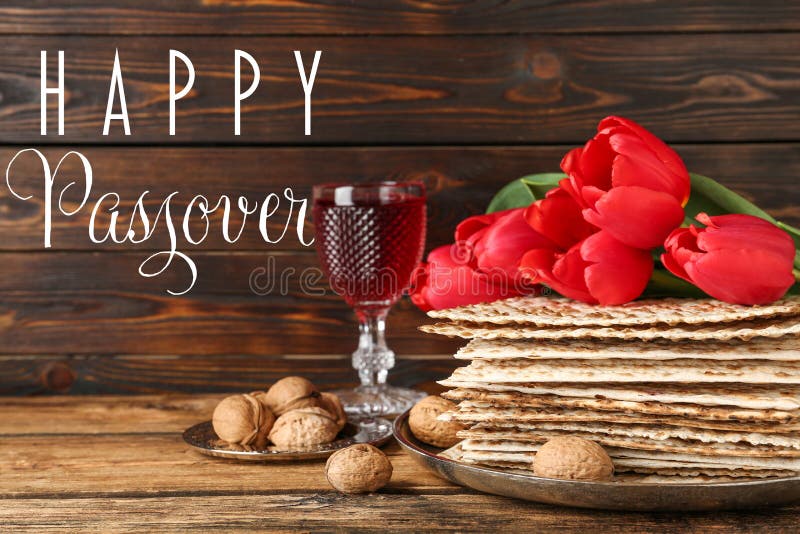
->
[{"left": 313, "top": 182, "right": 427, "bottom": 416}]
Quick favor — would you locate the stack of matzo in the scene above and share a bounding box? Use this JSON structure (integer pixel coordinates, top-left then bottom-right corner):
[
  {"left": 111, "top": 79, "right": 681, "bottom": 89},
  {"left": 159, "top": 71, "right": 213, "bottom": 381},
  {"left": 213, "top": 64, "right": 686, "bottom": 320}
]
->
[{"left": 421, "top": 296, "right": 800, "bottom": 479}]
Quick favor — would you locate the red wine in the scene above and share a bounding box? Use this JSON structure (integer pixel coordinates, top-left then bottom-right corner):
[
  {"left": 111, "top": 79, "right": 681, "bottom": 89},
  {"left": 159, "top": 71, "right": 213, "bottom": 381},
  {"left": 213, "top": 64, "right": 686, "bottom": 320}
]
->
[{"left": 314, "top": 195, "right": 426, "bottom": 310}]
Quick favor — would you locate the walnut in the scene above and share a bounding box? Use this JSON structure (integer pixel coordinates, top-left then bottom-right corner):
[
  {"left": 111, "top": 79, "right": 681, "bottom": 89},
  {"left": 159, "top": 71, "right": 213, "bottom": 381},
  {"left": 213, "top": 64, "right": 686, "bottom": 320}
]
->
[
  {"left": 318, "top": 392, "right": 347, "bottom": 431},
  {"left": 268, "top": 406, "right": 339, "bottom": 450},
  {"left": 325, "top": 444, "right": 393, "bottom": 494},
  {"left": 212, "top": 393, "right": 275, "bottom": 450},
  {"left": 264, "top": 376, "right": 320, "bottom": 416},
  {"left": 408, "top": 395, "right": 466, "bottom": 448},
  {"left": 532, "top": 436, "right": 614, "bottom": 481}
]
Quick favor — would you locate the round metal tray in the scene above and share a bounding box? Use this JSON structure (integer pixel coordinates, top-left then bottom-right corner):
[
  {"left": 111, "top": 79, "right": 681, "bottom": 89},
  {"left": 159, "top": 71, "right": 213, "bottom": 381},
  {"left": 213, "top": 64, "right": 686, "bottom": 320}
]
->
[
  {"left": 393, "top": 409, "right": 800, "bottom": 511},
  {"left": 184, "top": 417, "right": 392, "bottom": 461}
]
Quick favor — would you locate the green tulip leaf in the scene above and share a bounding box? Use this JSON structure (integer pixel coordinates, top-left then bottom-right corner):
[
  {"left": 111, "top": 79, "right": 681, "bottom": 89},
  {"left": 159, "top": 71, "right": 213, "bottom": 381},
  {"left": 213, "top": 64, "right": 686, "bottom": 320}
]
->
[
  {"left": 787, "top": 282, "right": 800, "bottom": 296},
  {"left": 485, "top": 179, "right": 535, "bottom": 213},
  {"left": 686, "top": 173, "right": 776, "bottom": 222},
  {"left": 486, "top": 173, "right": 565, "bottom": 214}
]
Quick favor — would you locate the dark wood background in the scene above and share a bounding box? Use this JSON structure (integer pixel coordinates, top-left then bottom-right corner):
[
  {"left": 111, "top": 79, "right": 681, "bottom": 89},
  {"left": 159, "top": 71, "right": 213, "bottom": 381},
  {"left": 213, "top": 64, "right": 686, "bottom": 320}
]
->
[{"left": 0, "top": 1, "right": 798, "bottom": 395}]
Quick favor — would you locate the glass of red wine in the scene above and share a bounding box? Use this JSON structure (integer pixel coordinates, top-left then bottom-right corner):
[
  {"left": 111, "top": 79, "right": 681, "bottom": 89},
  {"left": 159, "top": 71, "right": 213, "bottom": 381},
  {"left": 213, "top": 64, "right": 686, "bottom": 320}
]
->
[{"left": 313, "top": 181, "right": 427, "bottom": 416}]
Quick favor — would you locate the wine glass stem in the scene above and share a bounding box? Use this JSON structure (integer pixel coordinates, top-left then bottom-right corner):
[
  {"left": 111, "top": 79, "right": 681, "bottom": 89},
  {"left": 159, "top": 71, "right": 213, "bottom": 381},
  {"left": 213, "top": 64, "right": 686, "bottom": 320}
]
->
[{"left": 353, "top": 308, "right": 395, "bottom": 387}]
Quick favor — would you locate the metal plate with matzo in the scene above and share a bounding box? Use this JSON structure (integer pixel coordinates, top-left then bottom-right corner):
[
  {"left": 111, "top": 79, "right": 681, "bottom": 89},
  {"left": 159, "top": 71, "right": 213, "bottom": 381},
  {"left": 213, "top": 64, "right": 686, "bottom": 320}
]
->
[
  {"left": 428, "top": 296, "right": 800, "bottom": 326},
  {"left": 421, "top": 316, "right": 800, "bottom": 341},
  {"left": 455, "top": 337, "right": 800, "bottom": 361}
]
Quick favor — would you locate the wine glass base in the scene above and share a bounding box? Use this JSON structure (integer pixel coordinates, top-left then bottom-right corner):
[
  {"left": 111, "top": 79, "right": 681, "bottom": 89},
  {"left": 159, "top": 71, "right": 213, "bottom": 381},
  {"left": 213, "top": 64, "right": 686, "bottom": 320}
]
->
[{"left": 330, "top": 385, "right": 427, "bottom": 417}]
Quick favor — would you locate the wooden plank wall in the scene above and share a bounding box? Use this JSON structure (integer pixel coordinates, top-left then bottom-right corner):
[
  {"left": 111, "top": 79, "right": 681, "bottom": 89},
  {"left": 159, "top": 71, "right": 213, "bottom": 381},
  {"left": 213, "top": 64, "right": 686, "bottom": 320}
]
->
[{"left": 0, "top": 1, "right": 798, "bottom": 394}]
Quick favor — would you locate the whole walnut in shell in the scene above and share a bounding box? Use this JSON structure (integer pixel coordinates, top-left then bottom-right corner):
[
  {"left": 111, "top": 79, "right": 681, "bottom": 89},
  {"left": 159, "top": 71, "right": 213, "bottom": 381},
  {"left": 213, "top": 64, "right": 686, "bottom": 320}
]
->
[
  {"left": 325, "top": 443, "right": 393, "bottom": 494},
  {"left": 318, "top": 392, "right": 347, "bottom": 431},
  {"left": 409, "top": 395, "right": 466, "bottom": 448},
  {"left": 264, "top": 376, "right": 320, "bottom": 416},
  {"left": 533, "top": 436, "right": 614, "bottom": 481},
  {"left": 212, "top": 393, "right": 275, "bottom": 450},
  {"left": 268, "top": 406, "right": 339, "bottom": 450}
]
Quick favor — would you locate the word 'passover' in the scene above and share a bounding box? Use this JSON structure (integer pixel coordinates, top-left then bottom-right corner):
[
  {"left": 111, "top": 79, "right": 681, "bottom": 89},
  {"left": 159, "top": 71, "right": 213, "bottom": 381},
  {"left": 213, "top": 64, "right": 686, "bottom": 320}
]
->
[
  {"left": 5, "top": 149, "right": 313, "bottom": 295},
  {"left": 40, "top": 49, "right": 322, "bottom": 135}
]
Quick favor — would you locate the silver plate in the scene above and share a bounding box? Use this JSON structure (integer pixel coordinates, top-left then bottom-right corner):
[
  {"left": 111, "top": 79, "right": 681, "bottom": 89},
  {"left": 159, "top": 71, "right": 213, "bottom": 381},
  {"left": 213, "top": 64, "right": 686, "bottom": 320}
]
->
[
  {"left": 184, "top": 417, "right": 393, "bottom": 461},
  {"left": 393, "top": 409, "right": 800, "bottom": 511}
]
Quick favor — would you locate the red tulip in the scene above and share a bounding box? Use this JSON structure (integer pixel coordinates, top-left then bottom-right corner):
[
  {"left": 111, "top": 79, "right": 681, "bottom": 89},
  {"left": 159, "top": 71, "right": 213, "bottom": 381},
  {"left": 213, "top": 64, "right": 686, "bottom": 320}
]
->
[
  {"left": 411, "top": 207, "right": 547, "bottom": 311},
  {"left": 520, "top": 188, "right": 653, "bottom": 305},
  {"left": 520, "top": 230, "right": 653, "bottom": 305},
  {"left": 661, "top": 213, "right": 796, "bottom": 305},
  {"left": 459, "top": 207, "right": 555, "bottom": 279},
  {"left": 560, "top": 116, "right": 690, "bottom": 249},
  {"left": 410, "top": 244, "right": 532, "bottom": 312}
]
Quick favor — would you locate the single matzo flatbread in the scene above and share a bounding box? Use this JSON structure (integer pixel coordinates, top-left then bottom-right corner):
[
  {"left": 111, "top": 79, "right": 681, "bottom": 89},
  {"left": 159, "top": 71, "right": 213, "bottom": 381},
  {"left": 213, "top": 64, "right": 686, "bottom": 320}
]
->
[
  {"left": 455, "top": 337, "right": 800, "bottom": 361},
  {"left": 437, "top": 381, "right": 800, "bottom": 411},
  {"left": 429, "top": 296, "right": 800, "bottom": 327},
  {"left": 458, "top": 450, "right": 793, "bottom": 478},
  {"left": 459, "top": 441, "right": 800, "bottom": 470},
  {"left": 421, "top": 316, "right": 800, "bottom": 341},
  {"left": 448, "top": 358, "right": 800, "bottom": 384},
  {"left": 457, "top": 429, "right": 800, "bottom": 458},
  {"left": 458, "top": 420, "right": 800, "bottom": 449},
  {"left": 444, "top": 404, "right": 800, "bottom": 431},
  {"left": 441, "top": 389, "right": 799, "bottom": 422}
]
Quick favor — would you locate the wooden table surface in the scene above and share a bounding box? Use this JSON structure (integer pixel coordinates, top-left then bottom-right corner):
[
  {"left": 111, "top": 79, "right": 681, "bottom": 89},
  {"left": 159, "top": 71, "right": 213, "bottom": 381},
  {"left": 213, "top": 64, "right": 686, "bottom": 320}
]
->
[{"left": 2, "top": 394, "right": 799, "bottom": 532}]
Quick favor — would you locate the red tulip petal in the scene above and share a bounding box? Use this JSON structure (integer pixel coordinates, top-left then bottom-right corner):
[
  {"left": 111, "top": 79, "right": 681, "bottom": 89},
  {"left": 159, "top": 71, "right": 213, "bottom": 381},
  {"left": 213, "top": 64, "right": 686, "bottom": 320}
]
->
[
  {"left": 455, "top": 210, "right": 506, "bottom": 243},
  {"left": 580, "top": 231, "right": 653, "bottom": 305},
  {"left": 552, "top": 246, "right": 591, "bottom": 289},
  {"left": 412, "top": 245, "right": 530, "bottom": 310},
  {"left": 661, "top": 227, "right": 702, "bottom": 283},
  {"left": 475, "top": 208, "right": 555, "bottom": 277},
  {"left": 577, "top": 135, "right": 614, "bottom": 189},
  {"left": 663, "top": 227, "right": 704, "bottom": 274},
  {"left": 610, "top": 151, "right": 689, "bottom": 203},
  {"left": 583, "top": 186, "right": 685, "bottom": 249},
  {"left": 524, "top": 188, "right": 596, "bottom": 250},
  {"left": 694, "top": 214, "right": 796, "bottom": 259},
  {"left": 558, "top": 176, "right": 585, "bottom": 208},
  {"left": 560, "top": 147, "right": 583, "bottom": 176},
  {"left": 684, "top": 248, "right": 796, "bottom": 305},
  {"left": 660, "top": 251, "right": 691, "bottom": 283},
  {"left": 427, "top": 244, "right": 460, "bottom": 266},
  {"left": 520, "top": 247, "right": 595, "bottom": 303},
  {"left": 599, "top": 116, "right": 689, "bottom": 198},
  {"left": 580, "top": 185, "right": 606, "bottom": 210}
]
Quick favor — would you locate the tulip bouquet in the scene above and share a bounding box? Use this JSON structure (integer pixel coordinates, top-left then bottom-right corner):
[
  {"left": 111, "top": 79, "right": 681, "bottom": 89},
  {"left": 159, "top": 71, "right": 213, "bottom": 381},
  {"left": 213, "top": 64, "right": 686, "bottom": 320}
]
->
[{"left": 411, "top": 116, "right": 800, "bottom": 311}]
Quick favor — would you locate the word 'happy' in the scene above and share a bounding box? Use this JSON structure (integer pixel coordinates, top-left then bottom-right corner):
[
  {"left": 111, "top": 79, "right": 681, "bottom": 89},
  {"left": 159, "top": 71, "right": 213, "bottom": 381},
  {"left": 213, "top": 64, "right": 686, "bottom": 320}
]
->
[
  {"left": 40, "top": 49, "right": 322, "bottom": 135},
  {"left": 5, "top": 149, "right": 313, "bottom": 295}
]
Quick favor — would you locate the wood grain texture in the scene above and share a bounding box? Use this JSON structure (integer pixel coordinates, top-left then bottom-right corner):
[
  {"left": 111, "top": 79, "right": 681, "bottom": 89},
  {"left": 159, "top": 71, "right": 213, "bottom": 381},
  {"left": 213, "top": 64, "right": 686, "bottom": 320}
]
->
[
  {"left": 6, "top": 34, "right": 800, "bottom": 144},
  {"left": 0, "top": 251, "right": 464, "bottom": 357},
  {"left": 0, "top": 394, "right": 222, "bottom": 433},
  {"left": 0, "top": 355, "right": 458, "bottom": 395},
  {"left": 1, "top": 145, "right": 797, "bottom": 252},
  {"left": 2, "top": 1, "right": 799, "bottom": 35},
  {"left": 2, "top": 494, "right": 799, "bottom": 532},
  {"left": 0, "top": 434, "right": 451, "bottom": 496},
  {"left": 0, "top": 395, "right": 797, "bottom": 531}
]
